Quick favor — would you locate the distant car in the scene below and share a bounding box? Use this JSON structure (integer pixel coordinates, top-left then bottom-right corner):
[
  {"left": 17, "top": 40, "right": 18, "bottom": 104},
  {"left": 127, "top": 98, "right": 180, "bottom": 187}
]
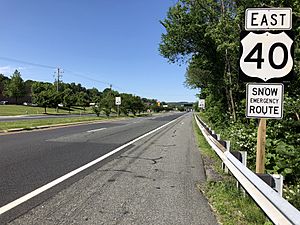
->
[{"left": 0, "top": 101, "right": 8, "bottom": 105}]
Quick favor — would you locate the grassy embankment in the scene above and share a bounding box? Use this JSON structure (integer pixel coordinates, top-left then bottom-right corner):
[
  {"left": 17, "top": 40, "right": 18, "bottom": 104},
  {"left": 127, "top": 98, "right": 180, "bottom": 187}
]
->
[{"left": 193, "top": 117, "right": 272, "bottom": 225}]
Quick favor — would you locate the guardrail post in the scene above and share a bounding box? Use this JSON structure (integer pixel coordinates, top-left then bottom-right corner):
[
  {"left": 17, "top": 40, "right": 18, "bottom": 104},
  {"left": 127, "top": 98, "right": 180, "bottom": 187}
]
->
[
  {"left": 240, "top": 151, "right": 247, "bottom": 167},
  {"left": 225, "top": 141, "right": 230, "bottom": 151},
  {"left": 222, "top": 141, "right": 230, "bottom": 173},
  {"left": 235, "top": 151, "right": 247, "bottom": 196},
  {"left": 256, "top": 174, "right": 276, "bottom": 189},
  {"left": 272, "top": 174, "right": 284, "bottom": 197}
]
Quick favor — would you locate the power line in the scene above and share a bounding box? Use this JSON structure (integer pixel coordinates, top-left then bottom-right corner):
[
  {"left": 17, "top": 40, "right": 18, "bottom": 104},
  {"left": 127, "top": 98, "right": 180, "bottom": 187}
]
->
[
  {"left": 0, "top": 56, "right": 124, "bottom": 92},
  {"left": 63, "top": 69, "right": 110, "bottom": 86},
  {"left": 64, "top": 69, "right": 123, "bottom": 90},
  {"left": 0, "top": 56, "right": 56, "bottom": 69}
]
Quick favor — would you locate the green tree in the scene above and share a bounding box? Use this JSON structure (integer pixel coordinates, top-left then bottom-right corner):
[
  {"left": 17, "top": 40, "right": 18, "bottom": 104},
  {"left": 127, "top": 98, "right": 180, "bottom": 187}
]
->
[
  {"left": 120, "top": 93, "right": 131, "bottom": 116},
  {"left": 76, "top": 91, "right": 89, "bottom": 110},
  {"left": 62, "top": 88, "right": 76, "bottom": 113},
  {"left": 4, "top": 70, "right": 26, "bottom": 104},
  {"left": 87, "top": 88, "right": 102, "bottom": 103},
  {"left": 0, "top": 74, "right": 9, "bottom": 97},
  {"left": 92, "top": 105, "right": 101, "bottom": 117},
  {"left": 99, "top": 94, "right": 114, "bottom": 117},
  {"left": 130, "top": 95, "right": 145, "bottom": 116},
  {"left": 32, "top": 82, "right": 59, "bottom": 113}
]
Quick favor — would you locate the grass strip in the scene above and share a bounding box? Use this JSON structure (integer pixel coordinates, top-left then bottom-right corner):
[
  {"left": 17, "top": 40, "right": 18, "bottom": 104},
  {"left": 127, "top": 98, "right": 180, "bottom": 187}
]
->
[
  {"left": 193, "top": 116, "right": 272, "bottom": 225},
  {"left": 0, "top": 105, "right": 94, "bottom": 116},
  {"left": 0, "top": 116, "right": 113, "bottom": 131}
]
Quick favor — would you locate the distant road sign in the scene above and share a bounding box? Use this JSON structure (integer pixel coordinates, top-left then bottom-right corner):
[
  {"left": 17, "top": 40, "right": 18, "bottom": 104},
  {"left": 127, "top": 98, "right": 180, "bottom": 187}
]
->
[
  {"left": 246, "top": 83, "right": 283, "bottom": 119},
  {"left": 240, "top": 31, "right": 294, "bottom": 82},
  {"left": 245, "top": 8, "right": 292, "bottom": 31},
  {"left": 115, "top": 97, "right": 121, "bottom": 105},
  {"left": 198, "top": 99, "right": 205, "bottom": 109}
]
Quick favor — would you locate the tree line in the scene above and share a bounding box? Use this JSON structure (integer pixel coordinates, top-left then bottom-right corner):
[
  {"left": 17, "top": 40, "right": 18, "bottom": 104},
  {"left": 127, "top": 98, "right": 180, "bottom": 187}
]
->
[
  {"left": 0, "top": 70, "right": 176, "bottom": 116},
  {"left": 159, "top": 0, "right": 300, "bottom": 208}
]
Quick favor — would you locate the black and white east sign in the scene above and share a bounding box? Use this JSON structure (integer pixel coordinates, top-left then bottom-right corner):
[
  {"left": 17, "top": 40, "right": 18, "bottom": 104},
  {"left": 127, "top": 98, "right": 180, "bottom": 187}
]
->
[
  {"left": 246, "top": 83, "right": 283, "bottom": 119},
  {"left": 240, "top": 31, "right": 294, "bottom": 82},
  {"left": 245, "top": 8, "right": 292, "bottom": 31}
]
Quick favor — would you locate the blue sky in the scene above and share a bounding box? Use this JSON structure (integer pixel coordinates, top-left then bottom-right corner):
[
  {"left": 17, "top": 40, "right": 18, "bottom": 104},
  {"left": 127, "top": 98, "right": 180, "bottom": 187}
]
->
[{"left": 0, "top": 0, "right": 199, "bottom": 102}]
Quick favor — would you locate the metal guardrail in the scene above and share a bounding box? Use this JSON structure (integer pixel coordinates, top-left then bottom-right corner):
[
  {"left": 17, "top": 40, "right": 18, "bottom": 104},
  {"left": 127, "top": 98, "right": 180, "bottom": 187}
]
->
[{"left": 194, "top": 114, "right": 300, "bottom": 225}]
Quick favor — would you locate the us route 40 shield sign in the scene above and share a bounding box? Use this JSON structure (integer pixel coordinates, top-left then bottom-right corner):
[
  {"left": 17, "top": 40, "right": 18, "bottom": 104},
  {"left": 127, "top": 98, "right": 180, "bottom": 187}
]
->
[{"left": 240, "top": 31, "right": 294, "bottom": 82}]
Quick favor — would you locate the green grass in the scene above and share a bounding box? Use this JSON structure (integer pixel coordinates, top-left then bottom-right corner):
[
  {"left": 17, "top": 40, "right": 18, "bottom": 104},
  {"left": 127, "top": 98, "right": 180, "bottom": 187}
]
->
[
  {"left": 194, "top": 118, "right": 221, "bottom": 162},
  {"left": 204, "top": 179, "right": 272, "bottom": 225},
  {"left": 0, "top": 116, "right": 118, "bottom": 131},
  {"left": 193, "top": 116, "right": 272, "bottom": 225},
  {"left": 0, "top": 105, "right": 152, "bottom": 132},
  {"left": 0, "top": 105, "right": 94, "bottom": 116}
]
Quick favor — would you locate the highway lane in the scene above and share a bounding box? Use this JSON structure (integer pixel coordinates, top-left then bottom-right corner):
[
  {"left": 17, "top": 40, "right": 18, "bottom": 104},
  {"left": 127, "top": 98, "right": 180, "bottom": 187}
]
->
[
  {"left": 7, "top": 112, "right": 218, "bottom": 225},
  {"left": 0, "top": 112, "right": 185, "bottom": 223}
]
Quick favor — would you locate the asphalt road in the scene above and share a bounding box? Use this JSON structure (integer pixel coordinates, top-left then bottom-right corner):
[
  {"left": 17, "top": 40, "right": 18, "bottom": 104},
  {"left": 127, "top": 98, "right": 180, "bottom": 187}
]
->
[{"left": 0, "top": 112, "right": 218, "bottom": 224}]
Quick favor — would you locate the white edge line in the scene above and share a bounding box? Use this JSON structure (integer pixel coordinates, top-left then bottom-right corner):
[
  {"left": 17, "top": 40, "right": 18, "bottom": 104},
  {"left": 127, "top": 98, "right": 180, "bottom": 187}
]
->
[
  {"left": 87, "top": 128, "right": 107, "bottom": 133},
  {"left": 0, "top": 116, "right": 180, "bottom": 215}
]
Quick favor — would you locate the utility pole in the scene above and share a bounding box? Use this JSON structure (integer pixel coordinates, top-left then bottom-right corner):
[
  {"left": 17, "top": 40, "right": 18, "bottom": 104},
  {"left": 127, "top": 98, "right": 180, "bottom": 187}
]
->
[
  {"left": 54, "top": 67, "right": 63, "bottom": 113},
  {"left": 55, "top": 67, "right": 63, "bottom": 92}
]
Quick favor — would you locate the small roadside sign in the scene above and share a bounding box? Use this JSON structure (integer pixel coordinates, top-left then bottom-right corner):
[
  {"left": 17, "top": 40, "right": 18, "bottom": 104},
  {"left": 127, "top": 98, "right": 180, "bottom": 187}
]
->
[
  {"left": 245, "top": 8, "right": 292, "bottom": 31},
  {"left": 246, "top": 83, "right": 283, "bottom": 119},
  {"left": 115, "top": 97, "right": 121, "bottom": 105},
  {"left": 198, "top": 99, "right": 205, "bottom": 109}
]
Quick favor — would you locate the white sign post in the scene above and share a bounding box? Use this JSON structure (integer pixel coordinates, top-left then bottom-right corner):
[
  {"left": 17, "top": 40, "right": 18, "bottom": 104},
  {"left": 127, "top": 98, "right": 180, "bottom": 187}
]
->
[{"left": 246, "top": 83, "right": 283, "bottom": 119}]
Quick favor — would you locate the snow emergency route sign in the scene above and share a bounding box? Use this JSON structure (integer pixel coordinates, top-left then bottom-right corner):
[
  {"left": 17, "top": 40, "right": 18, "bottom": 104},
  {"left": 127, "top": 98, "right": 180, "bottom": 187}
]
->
[{"left": 246, "top": 83, "right": 284, "bottom": 119}]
